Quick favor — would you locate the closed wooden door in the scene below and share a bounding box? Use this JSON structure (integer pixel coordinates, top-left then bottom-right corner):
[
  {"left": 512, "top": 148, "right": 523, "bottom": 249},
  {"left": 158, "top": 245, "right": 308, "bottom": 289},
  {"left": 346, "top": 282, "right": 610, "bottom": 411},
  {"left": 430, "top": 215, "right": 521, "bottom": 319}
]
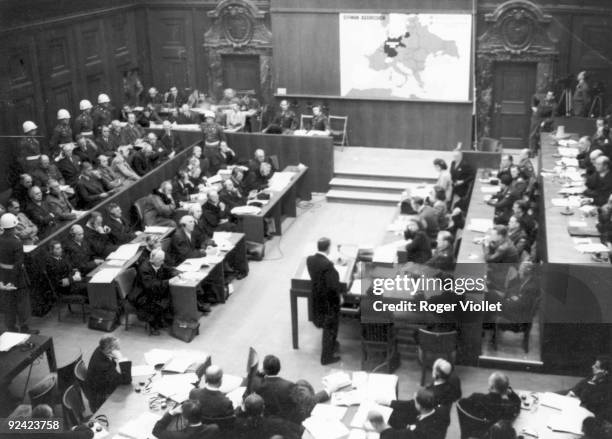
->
[
  {"left": 491, "top": 62, "right": 536, "bottom": 149},
  {"left": 222, "top": 54, "right": 260, "bottom": 95}
]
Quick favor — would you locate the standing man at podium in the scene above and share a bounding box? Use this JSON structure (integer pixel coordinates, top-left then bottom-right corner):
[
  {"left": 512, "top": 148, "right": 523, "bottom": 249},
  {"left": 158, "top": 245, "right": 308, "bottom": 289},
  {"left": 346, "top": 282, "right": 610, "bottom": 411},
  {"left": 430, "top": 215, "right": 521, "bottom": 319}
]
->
[
  {"left": 573, "top": 71, "right": 590, "bottom": 117},
  {"left": 306, "top": 237, "right": 341, "bottom": 365}
]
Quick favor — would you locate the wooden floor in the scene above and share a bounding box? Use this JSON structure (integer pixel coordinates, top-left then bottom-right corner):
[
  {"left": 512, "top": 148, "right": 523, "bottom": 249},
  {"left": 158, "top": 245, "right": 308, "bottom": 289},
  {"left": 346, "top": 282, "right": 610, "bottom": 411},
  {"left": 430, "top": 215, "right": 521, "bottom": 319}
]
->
[{"left": 5, "top": 195, "right": 581, "bottom": 437}]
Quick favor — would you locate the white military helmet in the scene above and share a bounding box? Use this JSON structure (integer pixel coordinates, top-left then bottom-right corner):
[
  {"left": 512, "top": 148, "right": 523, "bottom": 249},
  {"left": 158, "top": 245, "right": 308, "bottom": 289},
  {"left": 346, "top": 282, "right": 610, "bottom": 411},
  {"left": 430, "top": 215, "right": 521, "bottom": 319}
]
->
[
  {"left": 22, "top": 121, "right": 38, "bottom": 133},
  {"left": 203, "top": 110, "right": 215, "bottom": 119},
  {"left": 98, "top": 94, "right": 110, "bottom": 104},
  {"left": 57, "top": 109, "right": 71, "bottom": 120},
  {"left": 79, "top": 99, "right": 93, "bottom": 110},
  {"left": 0, "top": 213, "right": 19, "bottom": 229}
]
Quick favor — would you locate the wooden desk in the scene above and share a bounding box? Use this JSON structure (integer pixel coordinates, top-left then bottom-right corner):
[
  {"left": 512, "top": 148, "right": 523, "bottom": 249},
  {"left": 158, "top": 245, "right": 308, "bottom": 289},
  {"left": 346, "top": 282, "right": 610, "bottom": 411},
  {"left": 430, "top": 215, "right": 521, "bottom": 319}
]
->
[
  {"left": 0, "top": 335, "right": 56, "bottom": 387},
  {"left": 290, "top": 250, "right": 358, "bottom": 349},
  {"left": 234, "top": 166, "right": 310, "bottom": 244},
  {"left": 169, "top": 232, "right": 246, "bottom": 320}
]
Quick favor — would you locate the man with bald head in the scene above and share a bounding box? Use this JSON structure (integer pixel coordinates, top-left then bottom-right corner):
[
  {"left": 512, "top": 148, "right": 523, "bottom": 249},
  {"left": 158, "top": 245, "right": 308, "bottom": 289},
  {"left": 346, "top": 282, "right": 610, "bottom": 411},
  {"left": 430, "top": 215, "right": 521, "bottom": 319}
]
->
[
  {"left": 160, "top": 119, "right": 183, "bottom": 154},
  {"left": 189, "top": 365, "right": 234, "bottom": 422},
  {"left": 201, "top": 190, "right": 233, "bottom": 236},
  {"left": 56, "top": 143, "right": 82, "bottom": 186},
  {"left": 584, "top": 155, "right": 612, "bottom": 206},
  {"left": 168, "top": 215, "right": 206, "bottom": 266},
  {"left": 459, "top": 371, "right": 520, "bottom": 423},
  {"left": 64, "top": 224, "right": 104, "bottom": 274},
  {"left": 24, "top": 185, "right": 56, "bottom": 236},
  {"left": 134, "top": 248, "right": 178, "bottom": 335}
]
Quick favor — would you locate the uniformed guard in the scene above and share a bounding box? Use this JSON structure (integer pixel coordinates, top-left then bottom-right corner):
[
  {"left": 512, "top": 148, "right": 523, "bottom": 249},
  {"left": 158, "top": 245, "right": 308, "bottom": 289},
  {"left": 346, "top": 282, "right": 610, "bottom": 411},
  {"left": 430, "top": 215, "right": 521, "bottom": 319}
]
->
[
  {"left": 263, "top": 99, "right": 298, "bottom": 134},
  {"left": 0, "top": 213, "right": 39, "bottom": 334},
  {"left": 18, "top": 121, "right": 42, "bottom": 173},
  {"left": 92, "top": 93, "right": 113, "bottom": 136},
  {"left": 200, "top": 111, "right": 227, "bottom": 175},
  {"left": 529, "top": 90, "right": 557, "bottom": 156},
  {"left": 49, "top": 109, "right": 73, "bottom": 158},
  {"left": 309, "top": 103, "right": 330, "bottom": 135},
  {"left": 74, "top": 99, "right": 94, "bottom": 139}
]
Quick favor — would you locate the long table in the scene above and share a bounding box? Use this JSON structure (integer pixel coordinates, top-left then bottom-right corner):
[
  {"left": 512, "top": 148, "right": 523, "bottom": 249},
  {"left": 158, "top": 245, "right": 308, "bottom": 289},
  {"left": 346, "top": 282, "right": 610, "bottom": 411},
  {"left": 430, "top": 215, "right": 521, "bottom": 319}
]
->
[
  {"left": 234, "top": 166, "right": 310, "bottom": 244},
  {"left": 538, "top": 133, "right": 612, "bottom": 373},
  {"left": 0, "top": 335, "right": 56, "bottom": 388}
]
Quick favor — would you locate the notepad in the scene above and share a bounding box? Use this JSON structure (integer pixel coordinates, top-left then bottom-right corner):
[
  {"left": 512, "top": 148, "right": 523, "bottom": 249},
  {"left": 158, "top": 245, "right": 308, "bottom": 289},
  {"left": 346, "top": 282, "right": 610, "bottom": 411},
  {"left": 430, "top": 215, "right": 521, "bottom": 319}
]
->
[
  {"left": 144, "top": 226, "right": 171, "bottom": 234},
  {"left": 106, "top": 243, "right": 140, "bottom": 261},
  {"left": 323, "top": 371, "right": 352, "bottom": 391},
  {"left": 302, "top": 416, "right": 349, "bottom": 439},
  {"left": 467, "top": 218, "right": 493, "bottom": 233},
  {"left": 311, "top": 404, "right": 347, "bottom": 421},
  {"left": 89, "top": 268, "right": 122, "bottom": 284}
]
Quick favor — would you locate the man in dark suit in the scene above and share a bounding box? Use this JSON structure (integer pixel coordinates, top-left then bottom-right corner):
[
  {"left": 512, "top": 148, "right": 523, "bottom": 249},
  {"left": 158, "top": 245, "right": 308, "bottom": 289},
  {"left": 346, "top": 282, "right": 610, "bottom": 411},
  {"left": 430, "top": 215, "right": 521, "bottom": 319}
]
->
[
  {"left": 306, "top": 238, "right": 342, "bottom": 365},
  {"left": 403, "top": 218, "right": 432, "bottom": 264},
  {"left": 253, "top": 355, "right": 298, "bottom": 420},
  {"left": 45, "top": 240, "right": 86, "bottom": 297},
  {"left": 483, "top": 225, "right": 519, "bottom": 291},
  {"left": 189, "top": 365, "right": 234, "bottom": 423},
  {"left": 168, "top": 215, "right": 206, "bottom": 266},
  {"left": 459, "top": 372, "right": 521, "bottom": 423},
  {"left": 56, "top": 144, "right": 82, "bottom": 187},
  {"left": 425, "top": 231, "right": 456, "bottom": 272},
  {"left": 450, "top": 149, "right": 475, "bottom": 203},
  {"left": 560, "top": 356, "right": 612, "bottom": 417},
  {"left": 160, "top": 120, "right": 183, "bottom": 154},
  {"left": 84, "top": 211, "right": 117, "bottom": 258},
  {"left": 411, "top": 196, "right": 439, "bottom": 240},
  {"left": 133, "top": 248, "right": 178, "bottom": 335},
  {"left": 75, "top": 161, "right": 113, "bottom": 209},
  {"left": 85, "top": 336, "right": 131, "bottom": 412},
  {"left": 584, "top": 156, "right": 612, "bottom": 206},
  {"left": 201, "top": 191, "right": 233, "bottom": 236},
  {"left": 63, "top": 224, "right": 104, "bottom": 275},
  {"left": 25, "top": 185, "right": 56, "bottom": 236},
  {"left": 94, "top": 125, "right": 115, "bottom": 155},
  {"left": 152, "top": 399, "right": 219, "bottom": 439},
  {"left": 106, "top": 203, "right": 136, "bottom": 245},
  {"left": 232, "top": 394, "right": 303, "bottom": 439},
  {"left": 219, "top": 178, "right": 246, "bottom": 211}
]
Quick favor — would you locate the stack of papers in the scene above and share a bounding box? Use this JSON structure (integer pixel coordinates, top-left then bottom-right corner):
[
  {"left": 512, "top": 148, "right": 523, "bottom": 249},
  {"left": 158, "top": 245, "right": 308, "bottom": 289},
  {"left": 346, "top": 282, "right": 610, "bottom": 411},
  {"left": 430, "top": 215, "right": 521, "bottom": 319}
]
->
[
  {"left": 150, "top": 373, "right": 198, "bottom": 402},
  {"left": 311, "top": 404, "right": 347, "bottom": 421},
  {"left": 323, "top": 371, "right": 352, "bottom": 391},
  {"left": 163, "top": 356, "right": 196, "bottom": 373},
  {"left": 118, "top": 412, "right": 161, "bottom": 439},
  {"left": 106, "top": 244, "right": 141, "bottom": 261},
  {"left": 131, "top": 365, "right": 156, "bottom": 377},
  {"left": 560, "top": 157, "right": 579, "bottom": 167},
  {"left": 0, "top": 332, "right": 30, "bottom": 352},
  {"left": 331, "top": 390, "right": 364, "bottom": 407},
  {"left": 144, "top": 226, "right": 172, "bottom": 234},
  {"left": 467, "top": 218, "right": 493, "bottom": 233},
  {"left": 89, "top": 268, "right": 122, "bottom": 284},
  {"left": 302, "top": 417, "right": 349, "bottom": 439},
  {"left": 557, "top": 146, "right": 579, "bottom": 157},
  {"left": 176, "top": 258, "right": 209, "bottom": 272},
  {"left": 231, "top": 205, "right": 261, "bottom": 215},
  {"left": 481, "top": 186, "right": 500, "bottom": 194},
  {"left": 575, "top": 242, "right": 609, "bottom": 253},
  {"left": 558, "top": 186, "right": 585, "bottom": 195},
  {"left": 551, "top": 198, "right": 581, "bottom": 208},
  {"left": 350, "top": 401, "right": 392, "bottom": 428},
  {"left": 268, "top": 172, "right": 295, "bottom": 192},
  {"left": 144, "top": 348, "right": 173, "bottom": 366}
]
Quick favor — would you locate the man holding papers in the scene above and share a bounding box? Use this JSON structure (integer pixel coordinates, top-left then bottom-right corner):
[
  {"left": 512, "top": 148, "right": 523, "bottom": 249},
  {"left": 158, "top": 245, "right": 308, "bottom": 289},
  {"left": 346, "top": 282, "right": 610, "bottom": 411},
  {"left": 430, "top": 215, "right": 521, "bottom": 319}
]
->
[
  {"left": 306, "top": 237, "right": 342, "bottom": 365},
  {"left": 133, "top": 249, "right": 179, "bottom": 335}
]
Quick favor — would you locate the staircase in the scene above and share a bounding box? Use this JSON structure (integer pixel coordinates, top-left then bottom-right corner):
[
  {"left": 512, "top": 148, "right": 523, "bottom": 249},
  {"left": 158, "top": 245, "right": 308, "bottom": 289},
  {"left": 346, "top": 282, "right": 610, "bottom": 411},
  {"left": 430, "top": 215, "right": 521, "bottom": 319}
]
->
[{"left": 326, "top": 173, "right": 437, "bottom": 206}]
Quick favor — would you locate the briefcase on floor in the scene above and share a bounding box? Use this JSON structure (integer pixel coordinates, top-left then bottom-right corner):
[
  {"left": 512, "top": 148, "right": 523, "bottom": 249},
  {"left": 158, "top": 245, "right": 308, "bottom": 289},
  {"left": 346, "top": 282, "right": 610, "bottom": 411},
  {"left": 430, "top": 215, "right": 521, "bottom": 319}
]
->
[
  {"left": 246, "top": 241, "right": 265, "bottom": 261},
  {"left": 171, "top": 319, "right": 200, "bottom": 343},
  {"left": 88, "top": 308, "right": 119, "bottom": 332}
]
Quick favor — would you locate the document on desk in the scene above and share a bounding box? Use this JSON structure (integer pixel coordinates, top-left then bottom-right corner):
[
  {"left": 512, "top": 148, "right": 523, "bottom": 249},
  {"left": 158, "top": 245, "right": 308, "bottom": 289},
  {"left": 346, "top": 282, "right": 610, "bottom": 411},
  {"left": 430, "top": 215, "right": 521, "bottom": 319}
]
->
[
  {"left": 268, "top": 172, "right": 295, "bottom": 191},
  {"left": 302, "top": 416, "right": 349, "bottom": 439},
  {"left": 144, "top": 226, "right": 172, "bottom": 235},
  {"left": 557, "top": 146, "right": 579, "bottom": 157},
  {"left": 365, "top": 373, "right": 398, "bottom": 402},
  {"left": 0, "top": 332, "right": 30, "bottom": 352},
  {"left": 467, "top": 218, "right": 493, "bottom": 233},
  {"left": 311, "top": 404, "right": 347, "bottom": 421},
  {"left": 350, "top": 401, "right": 392, "bottom": 428},
  {"left": 150, "top": 373, "right": 198, "bottom": 402},
  {"left": 144, "top": 348, "right": 174, "bottom": 366},
  {"left": 538, "top": 392, "right": 581, "bottom": 411},
  {"left": 558, "top": 186, "right": 585, "bottom": 195},
  {"left": 118, "top": 412, "right": 161, "bottom": 439},
  {"left": 106, "top": 244, "right": 140, "bottom": 261},
  {"left": 547, "top": 405, "right": 593, "bottom": 435},
  {"left": 323, "top": 371, "right": 352, "bottom": 391},
  {"left": 219, "top": 374, "right": 242, "bottom": 394},
  {"left": 130, "top": 364, "right": 155, "bottom": 377},
  {"left": 176, "top": 257, "right": 209, "bottom": 272},
  {"left": 162, "top": 356, "right": 195, "bottom": 373},
  {"left": 89, "top": 268, "right": 122, "bottom": 284},
  {"left": 480, "top": 186, "right": 501, "bottom": 194},
  {"left": 575, "top": 242, "right": 610, "bottom": 253}
]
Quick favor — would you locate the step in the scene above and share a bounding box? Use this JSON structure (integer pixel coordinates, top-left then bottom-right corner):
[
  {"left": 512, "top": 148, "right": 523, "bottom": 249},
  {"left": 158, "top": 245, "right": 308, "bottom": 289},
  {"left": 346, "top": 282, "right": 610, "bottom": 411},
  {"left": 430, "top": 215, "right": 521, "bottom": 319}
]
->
[
  {"left": 330, "top": 177, "right": 408, "bottom": 193},
  {"left": 334, "top": 172, "right": 437, "bottom": 184},
  {"left": 326, "top": 189, "right": 401, "bottom": 205}
]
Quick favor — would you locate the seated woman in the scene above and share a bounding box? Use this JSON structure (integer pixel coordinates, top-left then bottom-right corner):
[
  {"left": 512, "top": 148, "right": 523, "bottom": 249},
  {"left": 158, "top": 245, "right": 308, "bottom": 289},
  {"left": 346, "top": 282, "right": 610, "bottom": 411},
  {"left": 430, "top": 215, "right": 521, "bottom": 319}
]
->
[
  {"left": 403, "top": 218, "right": 432, "bottom": 264},
  {"left": 85, "top": 336, "right": 131, "bottom": 412}
]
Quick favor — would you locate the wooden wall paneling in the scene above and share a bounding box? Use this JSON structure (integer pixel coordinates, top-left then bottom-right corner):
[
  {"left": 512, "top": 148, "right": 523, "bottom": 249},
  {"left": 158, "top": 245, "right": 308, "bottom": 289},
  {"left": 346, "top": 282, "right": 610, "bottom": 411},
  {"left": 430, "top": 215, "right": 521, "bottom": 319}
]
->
[
  {"left": 135, "top": 7, "right": 154, "bottom": 90},
  {"left": 74, "top": 19, "right": 110, "bottom": 102},
  {"left": 106, "top": 11, "right": 139, "bottom": 106},
  {"left": 191, "top": 5, "right": 211, "bottom": 93},
  {"left": 35, "top": 27, "right": 79, "bottom": 130},
  {"left": 147, "top": 9, "right": 197, "bottom": 91},
  {"left": 272, "top": 0, "right": 473, "bottom": 12}
]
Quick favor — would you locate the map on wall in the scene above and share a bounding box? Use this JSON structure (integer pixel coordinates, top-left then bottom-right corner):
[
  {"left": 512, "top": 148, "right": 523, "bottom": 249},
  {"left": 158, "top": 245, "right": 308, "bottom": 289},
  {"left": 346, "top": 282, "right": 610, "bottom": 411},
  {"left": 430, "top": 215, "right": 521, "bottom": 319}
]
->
[{"left": 339, "top": 13, "right": 472, "bottom": 101}]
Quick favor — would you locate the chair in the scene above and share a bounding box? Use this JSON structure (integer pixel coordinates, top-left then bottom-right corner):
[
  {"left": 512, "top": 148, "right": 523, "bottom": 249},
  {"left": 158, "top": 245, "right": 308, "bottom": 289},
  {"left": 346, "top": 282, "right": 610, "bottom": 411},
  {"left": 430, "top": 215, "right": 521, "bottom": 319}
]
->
[
  {"left": 74, "top": 360, "right": 87, "bottom": 391},
  {"left": 478, "top": 137, "right": 502, "bottom": 152},
  {"left": 329, "top": 115, "right": 349, "bottom": 148},
  {"left": 43, "top": 270, "right": 87, "bottom": 322},
  {"left": 492, "top": 294, "right": 542, "bottom": 353},
  {"left": 299, "top": 114, "right": 313, "bottom": 130},
  {"left": 28, "top": 374, "right": 59, "bottom": 407},
  {"left": 62, "top": 384, "right": 88, "bottom": 428},
  {"left": 361, "top": 323, "right": 400, "bottom": 373},
  {"left": 417, "top": 329, "right": 457, "bottom": 386},
  {"left": 160, "top": 237, "right": 171, "bottom": 252},
  {"left": 131, "top": 196, "right": 148, "bottom": 228},
  {"left": 115, "top": 268, "right": 144, "bottom": 331},
  {"left": 269, "top": 155, "right": 280, "bottom": 172},
  {"left": 57, "top": 352, "right": 83, "bottom": 396},
  {"left": 456, "top": 400, "right": 492, "bottom": 439}
]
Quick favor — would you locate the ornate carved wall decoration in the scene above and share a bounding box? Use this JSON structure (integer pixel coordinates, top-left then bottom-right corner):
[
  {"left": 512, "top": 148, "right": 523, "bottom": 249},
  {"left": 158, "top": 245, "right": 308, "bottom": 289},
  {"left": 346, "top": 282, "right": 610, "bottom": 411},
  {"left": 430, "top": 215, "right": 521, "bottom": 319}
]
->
[
  {"left": 204, "top": 0, "right": 273, "bottom": 101},
  {"left": 476, "top": 0, "right": 558, "bottom": 138}
]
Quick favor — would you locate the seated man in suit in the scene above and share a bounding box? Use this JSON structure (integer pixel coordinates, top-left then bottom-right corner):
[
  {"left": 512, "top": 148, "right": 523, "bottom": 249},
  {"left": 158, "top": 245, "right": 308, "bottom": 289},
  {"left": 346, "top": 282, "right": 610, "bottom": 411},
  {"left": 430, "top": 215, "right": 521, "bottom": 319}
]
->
[
  {"left": 106, "top": 203, "right": 136, "bottom": 245},
  {"left": 370, "top": 388, "right": 449, "bottom": 439},
  {"left": 584, "top": 156, "right": 612, "bottom": 206},
  {"left": 219, "top": 178, "right": 246, "bottom": 211},
  {"left": 96, "top": 154, "right": 124, "bottom": 189},
  {"left": 111, "top": 145, "right": 140, "bottom": 182},
  {"left": 94, "top": 125, "right": 116, "bottom": 155},
  {"left": 131, "top": 142, "right": 159, "bottom": 177},
  {"left": 84, "top": 211, "right": 117, "bottom": 258},
  {"left": 168, "top": 215, "right": 206, "bottom": 266},
  {"left": 459, "top": 372, "right": 521, "bottom": 423},
  {"left": 6, "top": 198, "right": 39, "bottom": 244},
  {"left": 133, "top": 248, "right": 178, "bottom": 335},
  {"left": 233, "top": 393, "right": 303, "bottom": 439},
  {"left": 142, "top": 181, "right": 177, "bottom": 227},
  {"left": 411, "top": 196, "right": 439, "bottom": 240},
  {"left": 46, "top": 179, "right": 77, "bottom": 221},
  {"left": 201, "top": 190, "right": 234, "bottom": 236},
  {"left": 45, "top": 240, "right": 86, "bottom": 297},
  {"left": 189, "top": 365, "right": 234, "bottom": 424},
  {"left": 25, "top": 185, "right": 56, "bottom": 237},
  {"left": 388, "top": 359, "right": 461, "bottom": 429},
  {"left": 86, "top": 336, "right": 131, "bottom": 413},
  {"left": 560, "top": 356, "right": 612, "bottom": 417},
  {"left": 120, "top": 112, "right": 145, "bottom": 145},
  {"left": 57, "top": 143, "right": 82, "bottom": 187},
  {"left": 425, "top": 231, "right": 456, "bottom": 271},
  {"left": 487, "top": 174, "right": 520, "bottom": 225},
  {"left": 483, "top": 225, "right": 520, "bottom": 291},
  {"left": 403, "top": 218, "right": 432, "bottom": 264},
  {"left": 248, "top": 149, "right": 277, "bottom": 175},
  {"left": 76, "top": 161, "right": 114, "bottom": 209},
  {"left": 12, "top": 173, "right": 34, "bottom": 207},
  {"left": 263, "top": 99, "right": 298, "bottom": 134},
  {"left": 31, "top": 155, "right": 65, "bottom": 190},
  {"left": 254, "top": 355, "right": 298, "bottom": 420},
  {"left": 73, "top": 133, "right": 100, "bottom": 164},
  {"left": 152, "top": 399, "right": 219, "bottom": 439},
  {"left": 160, "top": 120, "right": 183, "bottom": 155},
  {"left": 64, "top": 224, "right": 104, "bottom": 275}
]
